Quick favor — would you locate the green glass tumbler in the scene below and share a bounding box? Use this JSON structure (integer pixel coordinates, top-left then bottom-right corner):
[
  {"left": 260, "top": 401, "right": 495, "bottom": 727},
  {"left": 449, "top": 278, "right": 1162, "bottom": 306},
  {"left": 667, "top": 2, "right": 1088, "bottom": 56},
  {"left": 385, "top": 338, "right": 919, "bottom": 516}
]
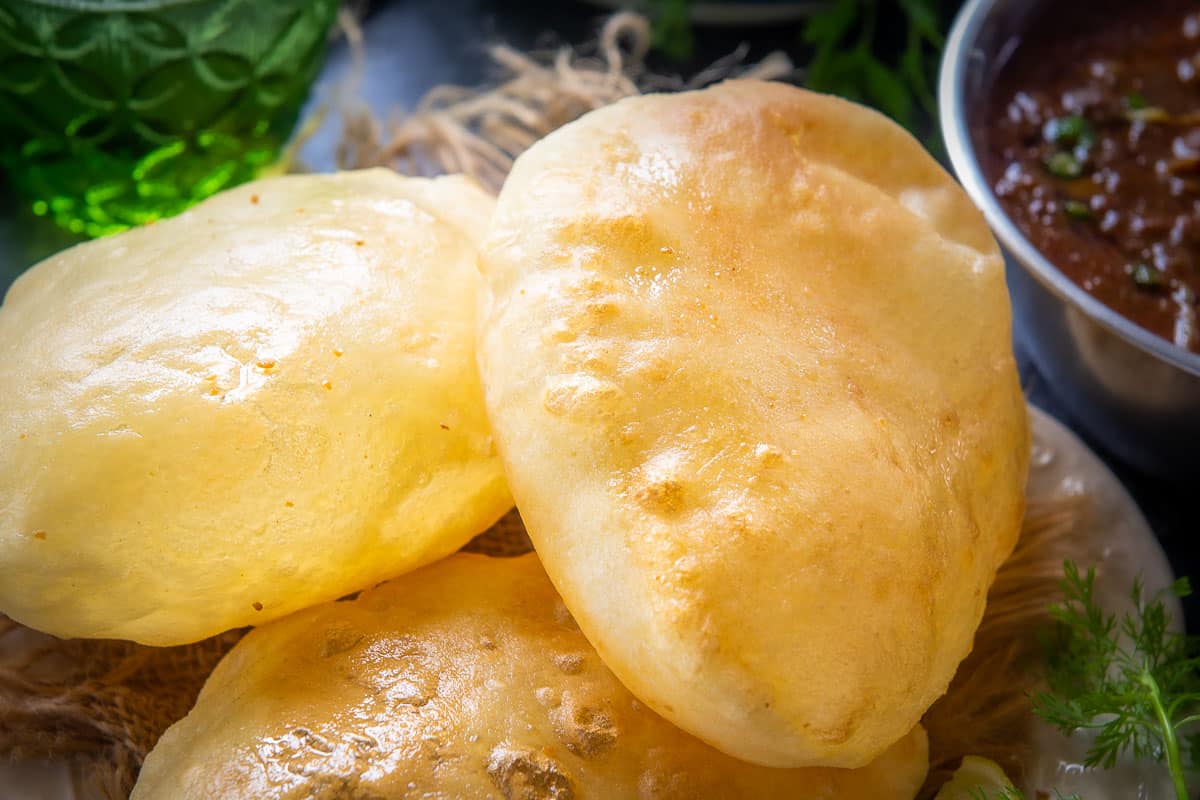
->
[{"left": 0, "top": 0, "right": 339, "bottom": 238}]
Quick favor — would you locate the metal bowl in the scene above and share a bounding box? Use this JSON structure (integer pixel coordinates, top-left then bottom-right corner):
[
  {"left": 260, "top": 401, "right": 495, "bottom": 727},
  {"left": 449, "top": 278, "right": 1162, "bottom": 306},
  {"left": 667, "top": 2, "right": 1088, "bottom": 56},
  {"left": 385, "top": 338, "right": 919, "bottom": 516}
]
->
[{"left": 939, "top": 0, "right": 1200, "bottom": 479}]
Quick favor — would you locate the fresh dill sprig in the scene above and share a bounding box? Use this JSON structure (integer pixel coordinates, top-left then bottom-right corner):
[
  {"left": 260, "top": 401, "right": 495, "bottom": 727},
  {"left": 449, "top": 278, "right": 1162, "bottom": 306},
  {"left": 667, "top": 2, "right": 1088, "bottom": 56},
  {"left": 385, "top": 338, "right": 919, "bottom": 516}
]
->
[{"left": 1032, "top": 561, "right": 1200, "bottom": 800}]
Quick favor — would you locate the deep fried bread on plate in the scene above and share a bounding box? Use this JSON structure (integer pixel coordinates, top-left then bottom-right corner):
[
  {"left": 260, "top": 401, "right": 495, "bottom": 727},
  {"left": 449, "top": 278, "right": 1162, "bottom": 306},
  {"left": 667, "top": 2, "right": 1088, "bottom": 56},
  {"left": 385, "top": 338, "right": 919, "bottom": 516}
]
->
[
  {"left": 476, "top": 81, "right": 1028, "bottom": 768},
  {"left": 132, "top": 553, "right": 928, "bottom": 799},
  {"left": 0, "top": 170, "right": 510, "bottom": 645}
]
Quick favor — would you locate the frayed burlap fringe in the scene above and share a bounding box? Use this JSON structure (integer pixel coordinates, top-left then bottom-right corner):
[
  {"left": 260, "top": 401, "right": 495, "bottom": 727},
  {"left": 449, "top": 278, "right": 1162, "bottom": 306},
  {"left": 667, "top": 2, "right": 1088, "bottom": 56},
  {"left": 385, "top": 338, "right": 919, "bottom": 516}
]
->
[
  {"left": 335, "top": 12, "right": 794, "bottom": 192},
  {"left": 0, "top": 622, "right": 242, "bottom": 800}
]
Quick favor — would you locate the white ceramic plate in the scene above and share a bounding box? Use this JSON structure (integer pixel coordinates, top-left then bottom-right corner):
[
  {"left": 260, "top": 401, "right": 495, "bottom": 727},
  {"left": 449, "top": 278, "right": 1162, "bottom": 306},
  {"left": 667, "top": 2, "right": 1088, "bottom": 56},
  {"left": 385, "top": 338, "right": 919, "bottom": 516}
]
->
[
  {"left": 0, "top": 405, "right": 1182, "bottom": 799},
  {"left": 1023, "top": 406, "right": 1186, "bottom": 800}
]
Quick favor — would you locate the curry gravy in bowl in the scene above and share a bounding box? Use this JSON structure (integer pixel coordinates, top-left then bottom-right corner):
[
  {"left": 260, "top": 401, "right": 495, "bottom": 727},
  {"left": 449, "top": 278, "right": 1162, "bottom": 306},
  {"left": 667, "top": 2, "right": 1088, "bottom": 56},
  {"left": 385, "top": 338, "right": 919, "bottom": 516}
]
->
[
  {"left": 979, "top": 1, "right": 1200, "bottom": 351},
  {"left": 941, "top": 0, "right": 1200, "bottom": 476}
]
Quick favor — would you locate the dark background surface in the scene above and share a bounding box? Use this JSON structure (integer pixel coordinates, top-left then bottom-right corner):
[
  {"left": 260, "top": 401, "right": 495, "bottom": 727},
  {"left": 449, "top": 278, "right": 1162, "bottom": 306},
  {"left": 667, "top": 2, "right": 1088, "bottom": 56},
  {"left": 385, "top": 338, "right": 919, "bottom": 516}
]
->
[{"left": 1, "top": 0, "right": 1194, "bottom": 626}]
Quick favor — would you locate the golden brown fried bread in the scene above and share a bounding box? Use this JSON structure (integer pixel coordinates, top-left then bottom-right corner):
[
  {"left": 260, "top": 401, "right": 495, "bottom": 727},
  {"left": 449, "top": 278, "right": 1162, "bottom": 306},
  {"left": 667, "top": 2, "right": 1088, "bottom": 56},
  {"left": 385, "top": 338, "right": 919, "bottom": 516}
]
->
[
  {"left": 132, "top": 554, "right": 929, "bottom": 799},
  {"left": 0, "top": 170, "right": 511, "bottom": 645},
  {"left": 476, "top": 81, "right": 1029, "bottom": 768}
]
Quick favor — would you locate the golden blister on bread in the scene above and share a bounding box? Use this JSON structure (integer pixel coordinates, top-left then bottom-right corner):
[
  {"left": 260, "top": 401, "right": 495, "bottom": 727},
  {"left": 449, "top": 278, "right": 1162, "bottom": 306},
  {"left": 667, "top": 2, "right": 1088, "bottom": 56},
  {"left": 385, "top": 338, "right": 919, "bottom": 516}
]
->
[
  {"left": 476, "top": 81, "right": 1029, "bottom": 768},
  {"left": 0, "top": 170, "right": 511, "bottom": 645},
  {"left": 132, "top": 553, "right": 929, "bottom": 799}
]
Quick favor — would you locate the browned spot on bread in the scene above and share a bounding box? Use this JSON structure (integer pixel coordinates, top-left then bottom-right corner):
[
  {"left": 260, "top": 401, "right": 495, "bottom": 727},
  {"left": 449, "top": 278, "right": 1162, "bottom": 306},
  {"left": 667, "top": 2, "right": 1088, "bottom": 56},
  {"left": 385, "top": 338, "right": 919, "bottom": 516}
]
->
[
  {"left": 487, "top": 744, "right": 575, "bottom": 799},
  {"left": 552, "top": 653, "right": 585, "bottom": 675},
  {"left": 549, "top": 690, "right": 618, "bottom": 758},
  {"left": 634, "top": 478, "right": 684, "bottom": 514}
]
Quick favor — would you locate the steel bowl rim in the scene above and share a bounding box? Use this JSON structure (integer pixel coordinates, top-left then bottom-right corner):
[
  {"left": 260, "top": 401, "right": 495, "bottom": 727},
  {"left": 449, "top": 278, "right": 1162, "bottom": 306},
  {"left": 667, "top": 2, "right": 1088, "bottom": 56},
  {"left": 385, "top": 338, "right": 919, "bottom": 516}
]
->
[{"left": 938, "top": 0, "right": 1200, "bottom": 379}]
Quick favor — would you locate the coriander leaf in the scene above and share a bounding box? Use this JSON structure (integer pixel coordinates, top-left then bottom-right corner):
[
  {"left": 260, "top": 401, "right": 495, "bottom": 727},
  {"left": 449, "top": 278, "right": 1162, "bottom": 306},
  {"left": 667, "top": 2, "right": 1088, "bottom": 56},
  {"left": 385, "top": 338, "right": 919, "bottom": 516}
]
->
[
  {"left": 1132, "top": 263, "right": 1165, "bottom": 289},
  {"left": 1063, "top": 200, "right": 1093, "bottom": 220},
  {"left": 1045, "top": 151, "right": 1084, "bottom": 179},
  {"left": 1123, "top": 92, "right": 1147, "bottom": 110},
  {"left": 1043, "top": 115, "right": 1096, "bottom": 150},
  {"left": 1032, "top": 561, "right": 1200, "bottom": 800}
]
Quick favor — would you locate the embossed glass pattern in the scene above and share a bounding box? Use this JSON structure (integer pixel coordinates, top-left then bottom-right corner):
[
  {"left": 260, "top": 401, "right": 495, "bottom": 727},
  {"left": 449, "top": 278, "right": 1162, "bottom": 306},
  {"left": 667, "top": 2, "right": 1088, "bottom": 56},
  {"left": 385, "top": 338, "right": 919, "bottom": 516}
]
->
[{"left": 0, "top": 0, "right": 338, "bottom": 237}]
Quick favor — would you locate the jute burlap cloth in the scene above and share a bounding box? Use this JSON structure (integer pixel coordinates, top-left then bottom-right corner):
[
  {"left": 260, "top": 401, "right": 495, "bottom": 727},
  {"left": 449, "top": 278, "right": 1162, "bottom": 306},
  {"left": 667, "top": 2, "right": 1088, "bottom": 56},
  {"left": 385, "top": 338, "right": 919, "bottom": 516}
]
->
[{"left": 0, "top": 14, "right": 1099, "bottom": 799}]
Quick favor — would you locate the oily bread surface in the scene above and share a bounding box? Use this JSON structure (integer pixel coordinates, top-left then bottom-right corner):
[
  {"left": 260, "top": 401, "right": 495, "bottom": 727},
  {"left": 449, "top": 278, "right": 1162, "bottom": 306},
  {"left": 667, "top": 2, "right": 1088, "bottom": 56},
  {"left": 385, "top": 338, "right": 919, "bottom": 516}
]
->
[
  {"left": 132, "top": 554, "right": 929, "bottom": 799},
  {"left": 0, "top": 170, "right": 511, "bottom": 645},
  {"left": 477, "top": 81, "right": 1029, "bottom": 768}
]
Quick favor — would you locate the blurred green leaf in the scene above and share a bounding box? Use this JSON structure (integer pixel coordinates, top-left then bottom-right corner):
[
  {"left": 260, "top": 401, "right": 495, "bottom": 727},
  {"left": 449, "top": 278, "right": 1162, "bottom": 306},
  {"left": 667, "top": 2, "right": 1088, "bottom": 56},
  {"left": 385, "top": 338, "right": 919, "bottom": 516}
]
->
[
  {"left": 647, "top": 0, "right": 694, "bottom": 62},
  {"left": 862, "top": 58, "right": 912, "bottom": 124},
  {"left": 642, "top": 0, "right": 949, "bottom": 151},
  {"left": 899, "top": 30, "right": 937, "bottom": 116},
  {"left": 896, "top": 0, "right": 943, "bottom": 45},
  {"left": 802, "top": 0, "right": 947, "bottom": 150},
  {"left": 802, "top": 0, "right": 859, "bottom": 46}
]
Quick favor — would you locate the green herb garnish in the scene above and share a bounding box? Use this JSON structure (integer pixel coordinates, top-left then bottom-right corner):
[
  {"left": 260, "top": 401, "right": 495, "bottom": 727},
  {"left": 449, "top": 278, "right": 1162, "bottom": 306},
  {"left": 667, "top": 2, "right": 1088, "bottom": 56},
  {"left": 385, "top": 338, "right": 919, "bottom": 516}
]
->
[
  {"left": 1123, "top": 92, "right": 1147, "bottom": 111},
  {"left": 646, "top": 0, "right": 694, "bottom": 62},
  {"left": 645, "top": 0, "right": 949, "bottom": 146},
  {"left": 1032, "top": 561, "right": 1200, "bottom": 800},
  {"left": 1063, "top": 200, "right": 1092, "bottom": 221},
  {"left": 1045, "top": 151, "right": 1084, "bottom": 179},
  {"left": 1122, "top": 90, "right": 1172, "bottom": 122},
  {"left": 802, "top": 0, "right": 945, "bottom": 144},
  {"left": 1131, "top": 263, "right": 1165, "bottom": 289},
  {"left": 1043, "top": 114, "right": 1096, "bottom": 150}
]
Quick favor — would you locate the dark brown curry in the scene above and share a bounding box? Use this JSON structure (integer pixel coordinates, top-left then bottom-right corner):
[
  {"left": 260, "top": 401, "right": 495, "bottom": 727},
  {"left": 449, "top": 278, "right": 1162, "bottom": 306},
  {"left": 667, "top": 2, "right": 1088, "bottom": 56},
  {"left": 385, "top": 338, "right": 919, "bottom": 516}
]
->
[{"left": 978, "top": 0, "right": 1200, "bottom": 351}]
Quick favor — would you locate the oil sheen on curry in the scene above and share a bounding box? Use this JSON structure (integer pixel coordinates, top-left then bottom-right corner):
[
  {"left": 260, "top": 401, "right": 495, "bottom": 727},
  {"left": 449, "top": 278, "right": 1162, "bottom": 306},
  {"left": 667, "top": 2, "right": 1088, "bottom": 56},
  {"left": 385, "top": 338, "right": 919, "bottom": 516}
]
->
[{"left": 979, "top": 0, "right": 1200, "bottom": 351}]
